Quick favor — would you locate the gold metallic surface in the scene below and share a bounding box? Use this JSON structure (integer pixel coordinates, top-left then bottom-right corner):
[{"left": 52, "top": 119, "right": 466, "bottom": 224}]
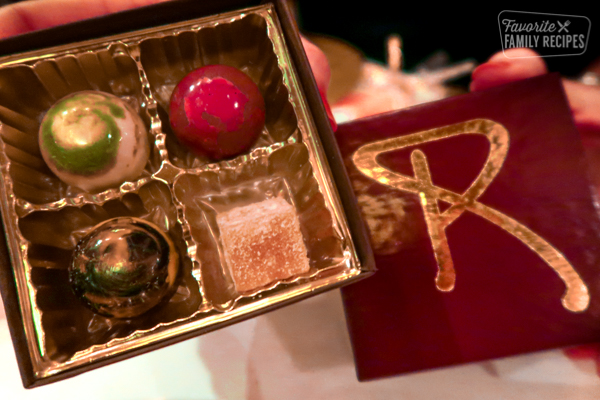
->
[
  {"left": 352, "top": 119, "right": 590, "bottom": 312},
  {"left": 0, "top": 5, "right": 366, "bottom": 381}
]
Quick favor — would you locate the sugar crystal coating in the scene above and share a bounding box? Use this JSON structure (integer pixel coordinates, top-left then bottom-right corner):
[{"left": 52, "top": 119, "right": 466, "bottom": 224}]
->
[{"left": 217, "top": 198, "right": 310, "bottom": 292}]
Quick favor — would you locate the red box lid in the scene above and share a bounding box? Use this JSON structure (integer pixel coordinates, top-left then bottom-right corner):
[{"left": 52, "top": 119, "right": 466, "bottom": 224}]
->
[{"left": 337, "top": 73, "right": 600, "bottom": 380}]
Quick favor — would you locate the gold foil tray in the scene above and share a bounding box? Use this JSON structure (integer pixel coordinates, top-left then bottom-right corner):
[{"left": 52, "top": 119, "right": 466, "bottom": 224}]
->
[{"left": 0, "top": 5, "right": 366, "bottom": 381}]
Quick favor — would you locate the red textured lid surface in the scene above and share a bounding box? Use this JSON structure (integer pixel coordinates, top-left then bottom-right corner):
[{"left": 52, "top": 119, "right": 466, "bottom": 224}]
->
[{"left": 338, "top": 73, "right": 600, "bottom": 380}]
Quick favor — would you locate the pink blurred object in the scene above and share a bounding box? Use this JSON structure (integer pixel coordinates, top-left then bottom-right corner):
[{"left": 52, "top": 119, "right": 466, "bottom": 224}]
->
[
  {"left": 329, "top": 34, "right": 475, "bottom": 123},
  {"left": 565, "top": 345, "right": 600, "bottom": 376}
]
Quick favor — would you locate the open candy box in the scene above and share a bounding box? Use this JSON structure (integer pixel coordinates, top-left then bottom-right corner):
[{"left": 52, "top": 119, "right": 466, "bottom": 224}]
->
[{"left": 0, "top": 1, "right": 374, "bottom": 387}]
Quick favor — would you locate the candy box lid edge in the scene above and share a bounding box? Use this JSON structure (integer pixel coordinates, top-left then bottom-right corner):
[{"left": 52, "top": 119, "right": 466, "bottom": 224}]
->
[
  {"left": 0, "top": 217, "right": 35, "bottom": 387},
  {"left": 0, "top": 0, "right": 375, "bottom": 388},
  {"left": 274, "top": 0, "right": 376, "bottom": 278}
]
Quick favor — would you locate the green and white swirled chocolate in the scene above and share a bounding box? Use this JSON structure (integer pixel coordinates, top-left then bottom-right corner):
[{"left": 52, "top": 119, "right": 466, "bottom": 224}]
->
[{"left": 39, "top": 91, "right": 150, "bottom": 192}]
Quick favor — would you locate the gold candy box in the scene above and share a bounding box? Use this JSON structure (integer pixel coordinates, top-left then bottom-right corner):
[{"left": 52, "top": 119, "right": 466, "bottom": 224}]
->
[{"left": 0, "top": 0, "right": 374, "bottom": 387}]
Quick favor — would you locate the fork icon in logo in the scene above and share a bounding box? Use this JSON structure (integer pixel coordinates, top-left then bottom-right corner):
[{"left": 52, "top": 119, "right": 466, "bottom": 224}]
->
[{"left": 558, "top": 20, "right": 571, "bottom": 33}]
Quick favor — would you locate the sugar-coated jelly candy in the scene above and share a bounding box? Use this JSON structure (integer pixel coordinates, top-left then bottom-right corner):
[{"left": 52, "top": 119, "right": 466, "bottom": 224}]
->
[
  {"left": 39, "top": 91, "right": 149, "bottom": 192},
  {"left": 69, "top": 217, "right": 179, "bottom": 319},
  {"left": 169, "top": 65, "right": 266, "bottom": 160},
  {"left": 217, "top": 198, "right": 310, "bottom": 292}
]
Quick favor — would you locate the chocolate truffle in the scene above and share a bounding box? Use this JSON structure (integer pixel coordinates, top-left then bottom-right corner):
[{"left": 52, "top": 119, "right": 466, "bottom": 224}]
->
[
  {"left": 69, "top": 217, "right": 179, "bottom": 319},
  {"left": 217, "top": 198, "right": 310, "bottom": 292},
  {"left": 169, "top": 65, "right": 265, "bottom": 160},
  {"left": 39, "top": 91, "right": 150, "bottom": 192}
]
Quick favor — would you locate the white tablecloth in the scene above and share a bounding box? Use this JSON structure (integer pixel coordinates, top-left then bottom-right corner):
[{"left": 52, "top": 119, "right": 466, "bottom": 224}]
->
[{"left": 2, "top": 289, "right": 600, "bottom": 400}]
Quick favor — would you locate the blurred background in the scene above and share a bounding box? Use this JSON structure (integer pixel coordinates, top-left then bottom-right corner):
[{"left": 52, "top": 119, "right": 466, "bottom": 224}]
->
[
  {"left": 295, "top": 3, "right": 598, "bottom": 76},
  {"left": 1, "top": 2, "right": 600, "bottom": 399}
]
